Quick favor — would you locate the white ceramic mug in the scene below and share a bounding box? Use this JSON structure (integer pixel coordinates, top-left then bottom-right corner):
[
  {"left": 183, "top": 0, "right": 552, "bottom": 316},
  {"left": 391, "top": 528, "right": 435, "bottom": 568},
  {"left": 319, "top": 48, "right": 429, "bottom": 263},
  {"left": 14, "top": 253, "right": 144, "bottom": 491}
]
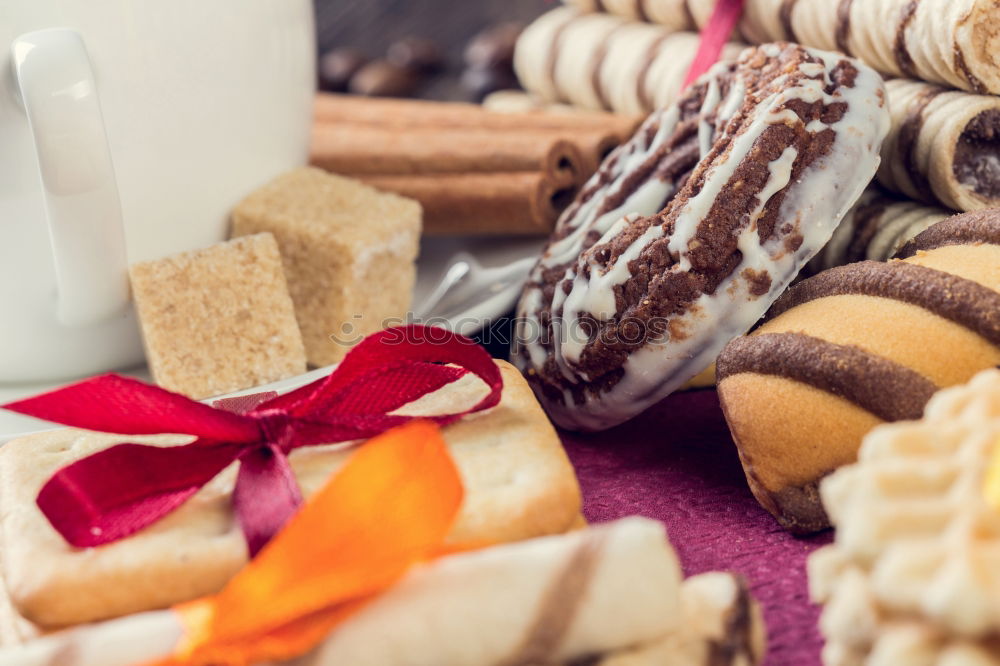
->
[{"left": 1, "top": 1, "right": 315, "bottom": 383}]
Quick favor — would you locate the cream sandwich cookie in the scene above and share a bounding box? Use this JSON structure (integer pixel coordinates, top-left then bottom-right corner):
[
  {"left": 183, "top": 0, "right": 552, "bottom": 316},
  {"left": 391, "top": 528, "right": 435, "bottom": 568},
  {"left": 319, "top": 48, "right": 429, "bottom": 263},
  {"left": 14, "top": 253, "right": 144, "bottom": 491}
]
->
[{"left": 512, "top": 42, "right": 889, "bottom": 431}]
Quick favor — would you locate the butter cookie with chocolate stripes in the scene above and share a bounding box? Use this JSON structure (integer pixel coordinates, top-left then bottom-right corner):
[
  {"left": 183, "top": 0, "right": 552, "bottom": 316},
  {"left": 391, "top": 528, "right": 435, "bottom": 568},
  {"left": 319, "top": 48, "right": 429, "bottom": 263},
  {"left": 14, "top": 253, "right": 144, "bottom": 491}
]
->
[
  {"left": 717, "top": 210, "right": 1000, "bottom": 533},
  {"left": 512, "top": 43, "right": 889, "bottom": 432}
]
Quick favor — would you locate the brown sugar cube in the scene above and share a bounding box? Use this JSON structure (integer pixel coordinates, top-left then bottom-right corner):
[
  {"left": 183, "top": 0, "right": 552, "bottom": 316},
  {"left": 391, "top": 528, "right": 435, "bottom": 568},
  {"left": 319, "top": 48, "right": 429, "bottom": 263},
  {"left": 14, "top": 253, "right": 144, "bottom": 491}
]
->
[
  {"left": 129, "top": 233, "right": 307, "bottom": 399},
  {"left": 231, "top": 167, "right": 421, "bottom": 367}
]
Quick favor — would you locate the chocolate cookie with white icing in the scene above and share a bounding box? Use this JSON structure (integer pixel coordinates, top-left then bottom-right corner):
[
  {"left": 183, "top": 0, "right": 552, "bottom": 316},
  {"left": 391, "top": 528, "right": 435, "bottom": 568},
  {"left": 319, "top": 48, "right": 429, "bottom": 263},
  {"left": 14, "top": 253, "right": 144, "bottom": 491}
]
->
[
  {"left": 512, "top": 42, "right": 889, "bottom": 432},
  {"left": 717, "top": 209, "right": 1000, "bottom": 533}
]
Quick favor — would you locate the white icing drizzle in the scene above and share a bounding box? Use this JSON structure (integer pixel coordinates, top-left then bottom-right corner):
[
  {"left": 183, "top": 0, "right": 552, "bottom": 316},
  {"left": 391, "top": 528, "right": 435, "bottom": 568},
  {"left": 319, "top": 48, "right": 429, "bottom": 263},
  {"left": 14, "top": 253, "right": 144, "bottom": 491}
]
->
[
  {"left": 698, "top": 75, "right": 721, "bottom": 158},
  {"left": 513, "top": 44, "right": 891, "bottom": 431},
  {"left": 717, "top": 76, "right": 746, "bottom": 125}
]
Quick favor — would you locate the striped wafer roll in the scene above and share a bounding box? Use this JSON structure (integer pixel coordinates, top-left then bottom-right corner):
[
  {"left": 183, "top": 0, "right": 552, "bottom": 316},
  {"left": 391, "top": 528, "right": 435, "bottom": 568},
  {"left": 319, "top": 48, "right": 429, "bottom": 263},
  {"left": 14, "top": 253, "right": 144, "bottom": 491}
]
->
[
  {"left": 878, "top": 79, "right": 1000, "bottom": 212},
  {"left": 724, "top": 0, "right": 1000, "bottom": 95},
  {"left": 717, "top": 210, "right": 1000, "bottom": 534},
  {"left": 808, "top": 188, "right": 950, "bottom": 274},
  {"left": 0, "top": 523, "right": 766, "bottom": 666},
  {"left": 0, "top": 519, "right": 712, "bottom": 666},
  {"left": 561, "top": 0, "right": 712, "bottom": 33},
  {"left": 596, "top": 573, "right": 766, "bottom": 666},
  {"left": 514, "top": 7, "right": 746, "bottom": 115},
  {"left": 598, "top": 0, "right": 1000, "bottom": 95}
]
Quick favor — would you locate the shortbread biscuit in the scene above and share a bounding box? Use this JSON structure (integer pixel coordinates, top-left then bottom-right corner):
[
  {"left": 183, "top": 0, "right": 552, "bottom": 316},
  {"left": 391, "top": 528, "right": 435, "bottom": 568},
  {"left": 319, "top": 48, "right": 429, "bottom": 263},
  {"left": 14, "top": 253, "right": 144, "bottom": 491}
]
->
[
  {"left": 809, "top": 368, "right": 1000, "bottom": 664},
  {"left": 513, "top": 43, "right": 889, "bottom": 431},
  {"left": 718, "top": 211, "right": 1000, "bottom": 532},
  {"left": 0, "top": 362, "right": 581, "bottom": 630}
]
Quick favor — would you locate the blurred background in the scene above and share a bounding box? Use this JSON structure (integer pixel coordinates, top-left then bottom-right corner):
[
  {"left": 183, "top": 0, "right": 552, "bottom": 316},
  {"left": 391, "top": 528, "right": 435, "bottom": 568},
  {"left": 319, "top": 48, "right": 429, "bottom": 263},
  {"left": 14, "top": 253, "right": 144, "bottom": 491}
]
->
[{"left": 314, "top": 0, "right": 548, "bottom": 101}]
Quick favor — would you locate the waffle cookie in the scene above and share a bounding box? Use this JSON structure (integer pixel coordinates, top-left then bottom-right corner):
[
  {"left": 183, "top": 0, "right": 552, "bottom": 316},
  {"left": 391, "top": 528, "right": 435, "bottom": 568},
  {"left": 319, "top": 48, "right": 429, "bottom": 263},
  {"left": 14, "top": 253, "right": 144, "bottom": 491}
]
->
[
  {"left": 717, "top": 210, "right": 1000, "bottom": 533},
  {"left": 809, "top": 368, "right": 1000, "bottom": 665},
  {"left": 512, "top": 42, "right": 889, "bottom": 431}
]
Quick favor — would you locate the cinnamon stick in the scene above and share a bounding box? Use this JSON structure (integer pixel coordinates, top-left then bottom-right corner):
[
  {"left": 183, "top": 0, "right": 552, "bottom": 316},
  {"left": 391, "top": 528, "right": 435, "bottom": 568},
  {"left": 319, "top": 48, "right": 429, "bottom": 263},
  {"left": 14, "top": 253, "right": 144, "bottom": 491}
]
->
[
  {"left": 308, "top": 95, "right": 643, "bottom": 235},
  {"left": 314, "top": 93, "right": 641, "bottom": 137},
  {"left": 310, "top": 124, "right": 583, "bottom": 182},
  {"left": 357, "top": 172, "right": 575, "bottom": 235}
]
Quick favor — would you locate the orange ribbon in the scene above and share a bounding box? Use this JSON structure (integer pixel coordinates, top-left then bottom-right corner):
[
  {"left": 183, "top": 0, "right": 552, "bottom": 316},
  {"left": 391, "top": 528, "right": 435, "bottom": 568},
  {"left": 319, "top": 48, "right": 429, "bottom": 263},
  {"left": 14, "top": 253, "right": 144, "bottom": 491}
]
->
[{"left": 151, "top": 421, "right": 464, "bottom": 666}]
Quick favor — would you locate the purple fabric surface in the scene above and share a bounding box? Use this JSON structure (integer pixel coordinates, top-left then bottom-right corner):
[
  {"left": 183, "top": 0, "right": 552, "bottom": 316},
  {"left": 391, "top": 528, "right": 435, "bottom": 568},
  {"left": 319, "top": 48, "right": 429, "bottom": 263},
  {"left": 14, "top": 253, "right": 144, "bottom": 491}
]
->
[{"left": 560, "top": 388, "right": 831, "bottom": 666}]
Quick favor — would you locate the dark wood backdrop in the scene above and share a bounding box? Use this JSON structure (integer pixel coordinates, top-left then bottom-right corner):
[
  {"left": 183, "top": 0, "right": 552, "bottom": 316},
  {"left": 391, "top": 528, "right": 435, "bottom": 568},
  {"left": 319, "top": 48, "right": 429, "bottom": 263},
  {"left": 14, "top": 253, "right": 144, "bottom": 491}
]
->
[{"left": 314, "top": 0, "right": 550, "bottom": 101}]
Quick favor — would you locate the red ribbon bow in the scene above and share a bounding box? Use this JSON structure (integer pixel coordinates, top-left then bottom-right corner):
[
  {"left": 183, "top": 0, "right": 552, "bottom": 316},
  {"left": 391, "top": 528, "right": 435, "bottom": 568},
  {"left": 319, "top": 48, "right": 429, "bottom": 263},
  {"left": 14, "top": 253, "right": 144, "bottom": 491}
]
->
[{"left": 3, "top": 326, "right": 502, "bottom": 556}]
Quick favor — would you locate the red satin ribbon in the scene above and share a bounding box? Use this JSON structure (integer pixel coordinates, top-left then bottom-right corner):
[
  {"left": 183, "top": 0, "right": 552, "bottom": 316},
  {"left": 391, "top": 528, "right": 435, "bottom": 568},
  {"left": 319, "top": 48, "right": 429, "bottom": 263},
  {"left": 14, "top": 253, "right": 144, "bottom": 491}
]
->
[
  {"left": 683, "top": 0, "right": 746, "bottom": 88},
  {"left": 3, "top": 325, "right": 502, "bottom": 556}
]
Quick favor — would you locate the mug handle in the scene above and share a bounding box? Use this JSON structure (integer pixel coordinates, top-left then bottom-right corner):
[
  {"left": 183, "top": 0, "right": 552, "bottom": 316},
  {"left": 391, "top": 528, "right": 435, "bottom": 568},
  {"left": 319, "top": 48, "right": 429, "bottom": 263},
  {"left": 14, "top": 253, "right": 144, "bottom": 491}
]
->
[{"left": 11, "top": 28, "right": 130, "bottom": 326}]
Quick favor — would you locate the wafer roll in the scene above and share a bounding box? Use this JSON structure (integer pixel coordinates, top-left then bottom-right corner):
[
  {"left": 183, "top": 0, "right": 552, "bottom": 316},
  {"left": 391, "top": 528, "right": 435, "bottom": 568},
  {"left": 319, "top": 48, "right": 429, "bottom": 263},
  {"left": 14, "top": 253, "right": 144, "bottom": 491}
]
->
[
  {"left": 514, "top": 7, "right": 746, "bottom": 115},
  {"left": 718, "top": 210, "right": 1000, "bottom": 534},
  {"left": 878, "top": 79, "right": 1000, "bottom": 212},
  {"left": 561, "top": 0, "right": 720, "bottom": 33},
  {"left": 699, "top": 0, "right": 1000, "bottom": 95},
  {"left": 809, "top": 189, "right": 950, "bottom": 274},
  {"left": 0, "top": 519, "right": 685, "bottom": 666},
  {"left": 602, "top": 0, "right": 1000, "bottom": 95},
  {"left": 597, "top": 573, "right": 766, "bottom": 666}
]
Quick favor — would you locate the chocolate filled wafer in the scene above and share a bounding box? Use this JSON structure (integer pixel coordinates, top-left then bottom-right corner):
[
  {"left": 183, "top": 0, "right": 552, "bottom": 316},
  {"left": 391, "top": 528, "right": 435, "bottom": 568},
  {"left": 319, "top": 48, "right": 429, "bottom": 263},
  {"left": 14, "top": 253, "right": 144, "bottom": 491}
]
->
[
  {"left": 512, "top": 43, "right": 889, "bottom": 431},
  {"left": 718, "top": 210, "right": 1000, "bottom": 533},
  {"left": 878, "top": 79, "right": 1000, "bottom": 213}
]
